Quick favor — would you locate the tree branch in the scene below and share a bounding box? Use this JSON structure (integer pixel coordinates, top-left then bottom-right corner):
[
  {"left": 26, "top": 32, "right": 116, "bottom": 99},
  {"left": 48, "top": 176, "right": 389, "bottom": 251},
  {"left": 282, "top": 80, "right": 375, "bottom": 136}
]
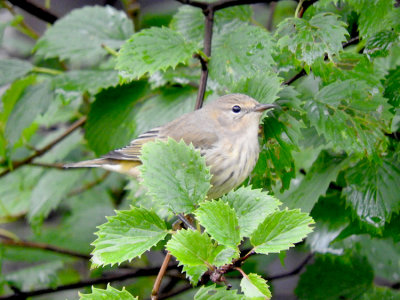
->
[
  {"left": 0, "top": 117, "right": 86, "bottom": 178},
  {"left": 0, "top": 234, "right": 91, "bottom": 260},
  {"left": 151, "top": 252, "right": 172, "bottom": 300},
  {"left": 266, "top": 254, "right": 313, "bottom": 281},
  {"left": 7, "top": 0, "right": 58, "bottom": 24}
]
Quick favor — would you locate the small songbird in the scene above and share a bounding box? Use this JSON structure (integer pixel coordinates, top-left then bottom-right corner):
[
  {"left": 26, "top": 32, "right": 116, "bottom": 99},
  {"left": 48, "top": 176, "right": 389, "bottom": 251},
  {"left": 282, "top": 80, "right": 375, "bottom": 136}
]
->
[{"left": 65, "top": 93, "right": 276, "bottom": 199}]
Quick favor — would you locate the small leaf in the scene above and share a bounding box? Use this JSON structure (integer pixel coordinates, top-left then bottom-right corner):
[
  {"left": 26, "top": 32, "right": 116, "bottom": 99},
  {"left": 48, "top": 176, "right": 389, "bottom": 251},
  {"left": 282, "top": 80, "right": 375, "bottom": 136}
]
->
[
  {"left": 240, "top": 273, "right": 271, "bottom": 300},
  {"left": 34, "top": 6, "right": 133, "bottom": 65},
  {"left": 194, "top": 284, "right": 245, "bottom": 300},
  {"left": 195, "top": 200, "right": 241, "bottom": 247},
  {"left": 276, "top": 13, "right": 348, "bottom": 65},
  {"left": 91, "top": 207, "right": 168, "bottom": 267},
  {"left": 80, "top": 284, "right": 138, "bottom": 300},
  {"left": 250, "top": 209, "right": 314, "bottom": 254},
  {"left": 140, "top": 139, "right": 211, "bottom": 214},
  {"left": 182, "top": 265, "right": 208, "bottom": 285},
  {"left": 117, "top": 27, "right": 200, "bottom": 82},
  {"left": 0, "top": 58, "right": 33, "bottom": 86},
  {"left": 221, "top": 186, "right": 281, "bottom": 237}
]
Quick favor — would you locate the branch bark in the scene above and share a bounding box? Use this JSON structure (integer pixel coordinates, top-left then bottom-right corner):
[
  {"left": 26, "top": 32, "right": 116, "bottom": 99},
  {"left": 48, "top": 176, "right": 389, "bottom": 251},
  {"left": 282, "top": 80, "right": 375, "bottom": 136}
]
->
[
  {"left": 151, "top": 252, "right": 172, "bottom": 300},
  {"left": 7, "top": 0, "right": 59, "bottom": 24}
]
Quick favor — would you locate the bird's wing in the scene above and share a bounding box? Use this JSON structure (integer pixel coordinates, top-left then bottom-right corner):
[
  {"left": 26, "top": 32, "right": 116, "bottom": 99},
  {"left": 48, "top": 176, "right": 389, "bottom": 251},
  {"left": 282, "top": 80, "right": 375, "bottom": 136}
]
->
[{"left": 102, "top": 127, "right": 167, "bottom": 161}]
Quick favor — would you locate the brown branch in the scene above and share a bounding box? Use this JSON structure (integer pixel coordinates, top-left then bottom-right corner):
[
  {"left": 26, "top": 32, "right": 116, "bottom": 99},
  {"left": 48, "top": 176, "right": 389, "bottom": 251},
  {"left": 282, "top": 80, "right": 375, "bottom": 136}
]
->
[
  {"left": 0, "top": 234, "right": 91, "bottom": 260},
  {"left": 7, "top": 0, "right": 58, "bottom": 24},
  {"left": 266, "top": 254, "right": 313, "bottom": 281},
  {"left": 151, "top": 252, "right": 172, "bottom": 300},
  {"left": 0, "top": 266, "right": 178, "bottom": 300},
  {"left": 0, "top": 117, "right": 86, "bottom": 178}
]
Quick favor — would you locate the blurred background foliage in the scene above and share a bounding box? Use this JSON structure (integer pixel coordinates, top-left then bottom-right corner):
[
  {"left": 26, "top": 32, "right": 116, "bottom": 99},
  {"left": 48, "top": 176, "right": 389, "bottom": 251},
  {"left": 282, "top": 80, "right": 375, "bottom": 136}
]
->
[{"left": 0, "top": 0, "right": 399, "bottom": 299}]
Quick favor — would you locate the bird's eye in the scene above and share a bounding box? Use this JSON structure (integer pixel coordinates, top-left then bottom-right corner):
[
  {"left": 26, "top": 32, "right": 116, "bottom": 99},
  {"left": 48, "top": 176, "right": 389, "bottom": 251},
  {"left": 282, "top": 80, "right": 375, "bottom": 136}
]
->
[{"left": 232, "top": 105, "right": 241, "bottom": 113}]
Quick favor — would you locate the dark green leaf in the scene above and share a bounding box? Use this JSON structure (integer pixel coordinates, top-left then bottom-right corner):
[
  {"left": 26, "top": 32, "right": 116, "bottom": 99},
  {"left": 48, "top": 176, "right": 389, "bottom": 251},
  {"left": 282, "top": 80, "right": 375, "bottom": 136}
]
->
[
  {"left": 140, "top": 139, "right": 211, "bottom": 214},
  {"left": 34, "top": 6, "right": 133, "bottom": 65},
  {"left": 117, "top": 27, "right": 200, "bottom": 82},
  {"left": 0, "top": 58, "right": 33, "bottom": 86},
  {"left": 92, "top": 207, "right": 168, "bottom": 266},
  {"left": 384, "top": 65, "right": 400, "bottom": 108}
]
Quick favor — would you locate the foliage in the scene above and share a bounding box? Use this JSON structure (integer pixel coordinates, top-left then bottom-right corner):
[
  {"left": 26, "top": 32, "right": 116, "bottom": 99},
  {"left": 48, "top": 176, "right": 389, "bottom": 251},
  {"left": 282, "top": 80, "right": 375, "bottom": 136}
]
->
[{"left": 0, "top": 0, "right": 399, "bottom": 299}]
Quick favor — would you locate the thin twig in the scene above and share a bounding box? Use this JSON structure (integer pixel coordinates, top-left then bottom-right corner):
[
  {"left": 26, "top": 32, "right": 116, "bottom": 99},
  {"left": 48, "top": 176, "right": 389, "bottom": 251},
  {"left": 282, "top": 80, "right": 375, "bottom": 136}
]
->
[
  {"left": 7, "top": 0, "right": 58, "bottom": 24},
  {"left": 0, "top": 117, "right": 86, "bottom": 178},
  {"left": 266, "top": 1, "right": 277, "bottom": 31},
  {"left": 266, "top": 254, "right": 313, "bottom": 281},
  {"left": 0, "top": 234, "right": 91, "bottom": 260},
  {"left": 177, "top": 214, "right": 196, "bottom": 230},
  {"left": 2, "top": 0, "right": 39, "bottom": 39},
  {"left": 151, "top": 252, "right": 172, "bottom": 300}
]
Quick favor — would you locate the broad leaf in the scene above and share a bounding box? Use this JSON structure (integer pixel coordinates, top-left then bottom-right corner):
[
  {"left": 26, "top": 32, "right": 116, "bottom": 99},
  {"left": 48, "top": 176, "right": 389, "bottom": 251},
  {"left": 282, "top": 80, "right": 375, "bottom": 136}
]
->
[
  {"left": 364, "top": 30, "right": 400, "bottom": 59},
  {"left": 80, "top": 284, "right": 137, "bottom": 300},
  {"left": 360, "top": 286, "right": 400, "bottom": 300},
  {"left": 343, "top": 156, "right": 400, "bottom": 227},
  {"left": 0, "top": 58, "right": 33, "bottom": 86},
  {"left": 209, "top": 24, "right": 275, "bottom": 86},
  {"left": 221, "top": 186, "right": 281, "bottom": 237},
  {"left": 295, "top": 253, "right": 374, "bottom": 300},
  {"left": 34, "top": 6, "right": 133, "bottom": 65},
  {"left": 240, "top": 273, "right": 271, "bottom": 300},
  {"left": 92, "top": 207, "right": 168, "bottom": 266},
  {"left": 117, "top": 27, "right": 200, "bottom": 82},
  {"left": 140, "top": 139, "right": 211, "bottom": 214},
  {"left": 250, "top": 209, "right": 314, "bottom": 254},
  {"left": 194, "top": 284, "right": 245, "bottom": 300},
  {"left": 85, "top": 81, "right": 147, "bottom": 155},
  {"left": 195, "top": 200, "right": 241, "bottom": 247},
  {"left": 276, "top": 13, "right": 348, "bottom": 65}
]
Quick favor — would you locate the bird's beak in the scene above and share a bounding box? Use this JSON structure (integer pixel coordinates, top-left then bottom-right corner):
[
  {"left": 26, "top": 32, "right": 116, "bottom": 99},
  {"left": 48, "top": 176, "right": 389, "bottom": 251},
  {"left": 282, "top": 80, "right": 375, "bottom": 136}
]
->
[{"left": 254, "top": 103, "right": 278, "bottom": 112}]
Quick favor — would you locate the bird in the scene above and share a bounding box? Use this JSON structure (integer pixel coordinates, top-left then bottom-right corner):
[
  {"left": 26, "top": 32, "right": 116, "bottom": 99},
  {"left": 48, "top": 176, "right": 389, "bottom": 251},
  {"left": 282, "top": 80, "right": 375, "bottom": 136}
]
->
[{"left": 65, "top": 93, "right": 277, "bottom": 199}]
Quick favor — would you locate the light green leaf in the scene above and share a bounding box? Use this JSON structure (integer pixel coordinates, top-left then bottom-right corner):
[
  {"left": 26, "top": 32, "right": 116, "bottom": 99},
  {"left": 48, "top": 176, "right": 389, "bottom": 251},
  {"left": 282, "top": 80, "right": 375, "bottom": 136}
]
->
[
  {"left": 360, "top": 286, "right": 400, "bottom": 300},
  {"left": 140, "top": 139, "right": 211, "bottom": 214},
  {"left": 34, "top": 6, "right": 133, "bottom": 65},
  {"left": 250, "top": 209, "right": 314, "bottom": 254},
  {"left": 80, "top": 284, "right": 137, "bottom": 300},
  {"left": 295, "top": 253, "right": 374, "bottom": 300},
  {"left": 212, "top": 245, "right": 240, "bottom": 267},
  {"left": 221, "top": 186, "right": 281, "bottom": 237},
  {"left": 166, "top": 229, "right": 218, "bottom": 267},
  {"left": 5, "top": 80, "right": 54, "bottom": 148},
  {"left": 210, "top": 24, "right": 275, "bottom": 86},
  {"left": 276, "top": 13, "right": 348, "bottom": 65},
  {"left": 231, "top": 72, "right": 283, "bottom": 104},
  {"left": 28, "top": 169, "right": 85, "bottom": 227},
  {"left": 85, "top": 81, "right": 147, "bottom": 155},
  {"left": 279, "top": 151, "right": 348, "bottom": 213},
  {"left": 91, "top": 207, "right": 168, "bottom": 267},
  {"left": 343, "top": 156, "right": 400, "bottom": 227},
  {"left": 240, "top": 273, "right": 271, "bottom": 300},
  {"left": 195, "top": 200, "right": 241, "bottom": 247},
  {"left": 194, "top": 284, "right": 245, "bottom": 300},
  {"left": 0, "top": 58, "right": 33, "bottom": 86},
  {"left": 117, "top": 27, "right": 200, "bottom": 82},
  {"left": 4, "top": 261, "right": 64, "bottom": 291},
  {"left": 53, "top": 70, "right": 119, "bottom": 95}
]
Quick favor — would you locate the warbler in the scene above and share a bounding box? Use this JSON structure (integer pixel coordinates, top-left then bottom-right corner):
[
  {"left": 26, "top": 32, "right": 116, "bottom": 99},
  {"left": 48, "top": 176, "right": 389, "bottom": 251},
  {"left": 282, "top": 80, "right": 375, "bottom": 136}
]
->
[{"left": 65, "top": 93, "right": 276, "bottom": 199}]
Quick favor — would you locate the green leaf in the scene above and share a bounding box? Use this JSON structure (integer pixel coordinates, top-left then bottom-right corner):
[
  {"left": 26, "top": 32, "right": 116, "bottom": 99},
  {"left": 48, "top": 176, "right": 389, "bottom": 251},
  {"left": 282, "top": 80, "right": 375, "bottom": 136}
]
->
[
  {"left": 117, "top": 27, "right": 200, "bottom": 82},
  {"left": 221, "top": 186, "right": 281, "bottom": 237},
  {"left": 80, "top": 284, "right": 137, "bottom": 300},
  {"left": 140, "top": 139, "right": 211, "bottom": 214},
  {"left": 209, "top": 24, "right": 275, "bottom": 86},
  {"left": 91, "top": 207, "right": 168, "bottom": 267},
  {"left": 194, "top": 284, "right": 245, "bottom": 300},
  {"left": 250, "top": 209, "right": 314, "bottom": 254},
  {"left": 28, "top": 169, "right": 85, "bottom": 227},
  {"left": 195, "top": 200, "right": 241, "bottom": 247},
  {"left": 384, "top": 65, "right": 400, "bottom": 108},
  {"left": 231, "top": 72, "right": 283, "bottom": 104},
  {"left": 275, "top": 13, "right": 348, "bottom": 65},
  {"left": 360, "top": 286, "right": 400, "bottom": 300},
  {"left": 279, "top": 151, "right": 348, "bottom": 213},
  {"left": 5, "top": 80, "right": 54, "bottom": 148},
  {"left": 364, "top": 30, "right": 400, "bottom": 59},
  {"left": 0, "top": 58, "right": 33, "bottom": 86},
  {"left": 305, "top": 79, "right": 389, "bottom": 156},
  {"left": 4, "top": 261, "right": 64, "bottom": 291},
  {"left": 85, "top": 81, "right": 147, "bottom": 155},
  {"left": 166, "top": 229, "right": 219, "bottom": 267},
  {"left": 240, "top": 273, "right": 271, "bottom": 300},
  {"left": 181, "top": 265, "right": 208, "bottom": 285},
  {"left": 295, "top": 253, "right": 374, "bottom": 300},
  {"left": 53, "top": 70, "right": 119, "bottom": 95},
  {"left": 343, "top": 156, "right": 400, "bottom": 227},
  {"left": 34, "top": 6, "right": 133, "bottom": 65}
]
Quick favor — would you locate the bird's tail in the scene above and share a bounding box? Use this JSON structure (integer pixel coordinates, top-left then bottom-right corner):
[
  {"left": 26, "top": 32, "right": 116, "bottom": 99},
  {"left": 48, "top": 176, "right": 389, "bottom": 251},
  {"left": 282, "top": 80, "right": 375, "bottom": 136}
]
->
[{"left": 64, "top": 158, "right": 141, "bottom": 177}]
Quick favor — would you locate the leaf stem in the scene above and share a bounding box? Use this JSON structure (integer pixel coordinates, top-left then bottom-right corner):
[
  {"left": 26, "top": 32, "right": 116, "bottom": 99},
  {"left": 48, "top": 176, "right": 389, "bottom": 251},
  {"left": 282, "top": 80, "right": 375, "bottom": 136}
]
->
[
  {"left": 294, "top": 0, "right": 305, "bottom": 18},
  {"left": 32, "top": 66, "right": 63, "bottom": 75},
  {"left": 101, "top": 43, "right": 119, "bottom": 57}
]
